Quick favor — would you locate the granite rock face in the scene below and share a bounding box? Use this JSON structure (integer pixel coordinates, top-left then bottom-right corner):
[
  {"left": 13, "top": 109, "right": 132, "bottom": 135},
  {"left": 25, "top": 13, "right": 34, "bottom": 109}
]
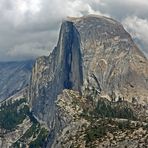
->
[
  {"left": 69, "top": 15, "right": 148, "bottom": 104},
  {"left": 29, "top": 15, "right": 148, "bottom": 146},
  {"left": 0, "top": 60, "right": 33, "bottom": 101},
  {"left": 29, "top": 21, "right": 83, "bottom": 127}
]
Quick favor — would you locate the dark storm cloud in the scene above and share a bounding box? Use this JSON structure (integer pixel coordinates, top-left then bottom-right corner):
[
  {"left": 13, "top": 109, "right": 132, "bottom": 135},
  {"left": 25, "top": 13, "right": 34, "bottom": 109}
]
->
[{"left": 0, "top": 0, "right": 147, "bottom": 61}]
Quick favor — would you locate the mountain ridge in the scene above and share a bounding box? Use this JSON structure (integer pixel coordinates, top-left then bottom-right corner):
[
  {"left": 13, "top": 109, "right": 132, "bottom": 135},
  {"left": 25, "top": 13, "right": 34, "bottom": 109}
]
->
[
  {"left": 30, "top": 15, "right": 148, "bottom": 120},
  {"left": 28, "top": 15, "right": 148, "bottom": 147},
  {"left": 0, "top": 60, "right": 34, "bottom": 101}
]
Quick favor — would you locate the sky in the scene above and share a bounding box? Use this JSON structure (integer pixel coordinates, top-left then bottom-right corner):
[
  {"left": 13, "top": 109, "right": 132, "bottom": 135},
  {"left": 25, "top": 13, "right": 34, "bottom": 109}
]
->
[{"left": 0, "top": 0, "right": 148, "bottom": 61}]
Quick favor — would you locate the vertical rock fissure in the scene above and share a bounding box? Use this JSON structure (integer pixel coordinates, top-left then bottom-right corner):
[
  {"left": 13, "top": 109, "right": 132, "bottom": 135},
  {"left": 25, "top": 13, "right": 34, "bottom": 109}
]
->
[
  {"left": 46, "top": 22, "right": 84, "bottom": 147},
  {"left": 63, "top": 21, "right": 83, "bottom": 91},
  {"left": 63, "top": 22, "right": 74, "bottom": 89}
]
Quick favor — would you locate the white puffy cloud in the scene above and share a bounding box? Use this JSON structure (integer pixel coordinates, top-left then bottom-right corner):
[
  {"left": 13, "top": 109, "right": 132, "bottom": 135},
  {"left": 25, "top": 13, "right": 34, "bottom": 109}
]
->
[
  {"left": 123, "top": 16, "right": 148, "bottom": 42},
  {"left": 122, "top": 16, "right": 148, "bottom": 56}
]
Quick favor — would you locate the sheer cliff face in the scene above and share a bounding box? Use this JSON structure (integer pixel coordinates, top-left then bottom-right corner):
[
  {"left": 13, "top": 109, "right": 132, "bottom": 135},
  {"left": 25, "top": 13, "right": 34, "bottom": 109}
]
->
[
  {"left": 29, "top": 16, "right": 148, "bottom": 126},
  {"left": 29, "top": 21, "right": 83, "bottom": 126}
]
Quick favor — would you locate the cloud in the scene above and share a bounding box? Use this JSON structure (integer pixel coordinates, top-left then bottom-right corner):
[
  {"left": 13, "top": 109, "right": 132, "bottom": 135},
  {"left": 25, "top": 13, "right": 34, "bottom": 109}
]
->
[
  {"left": 0, "top": 0, "right": 102, "bottom": 61},
  {"left": 91, "top": 0, "right": 148, "bottom": 20},
  {"left": 0, "top": 0, "right": 147, "bottom": 61},
  {"left": 122, "top": 16, "right": 148, "bottom": 56},
  {"left": 7, "top": 42, "right": 49, "bottom": 60}
]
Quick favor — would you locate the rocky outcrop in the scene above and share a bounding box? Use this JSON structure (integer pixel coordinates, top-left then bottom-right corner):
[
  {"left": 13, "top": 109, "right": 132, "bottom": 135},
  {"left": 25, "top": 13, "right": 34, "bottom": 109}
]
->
[
  {"left": 51, "top": 89, "right": 148, "bottom": 148},
  {"left": 0, "top": 117, "right": 32, "bottom": 148},
  {"left": 0, "top": 90, "right": 49, "bottom": 148},
  {"left": 29, "top": 15, "right": 148, "bottom": 147},
  {"left": 0, "top": 60, "right": 33, "bottom": 101}
]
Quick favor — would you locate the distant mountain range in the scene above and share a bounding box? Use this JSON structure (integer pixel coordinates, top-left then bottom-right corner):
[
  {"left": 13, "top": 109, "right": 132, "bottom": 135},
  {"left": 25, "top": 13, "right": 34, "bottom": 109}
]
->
[{"left": 0, "top": 60, "right": 34, "bottom": 101}]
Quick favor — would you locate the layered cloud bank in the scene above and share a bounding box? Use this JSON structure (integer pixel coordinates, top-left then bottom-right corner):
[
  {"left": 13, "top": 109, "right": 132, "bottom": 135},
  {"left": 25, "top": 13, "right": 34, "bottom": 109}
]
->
[{"left": 0, "top": 0, "right": 147, "bottom": 61}]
